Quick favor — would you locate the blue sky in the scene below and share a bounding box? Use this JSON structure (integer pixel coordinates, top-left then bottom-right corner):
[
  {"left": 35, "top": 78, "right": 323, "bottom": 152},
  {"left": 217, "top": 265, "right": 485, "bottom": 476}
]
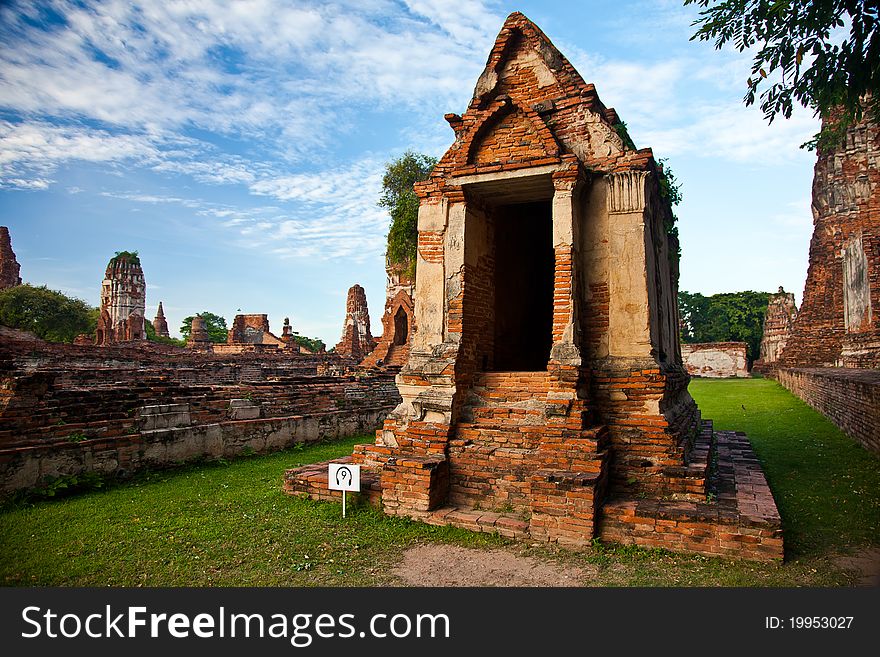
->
[{"left": 0, "top": 0, "right": 819, "bottom": 343}]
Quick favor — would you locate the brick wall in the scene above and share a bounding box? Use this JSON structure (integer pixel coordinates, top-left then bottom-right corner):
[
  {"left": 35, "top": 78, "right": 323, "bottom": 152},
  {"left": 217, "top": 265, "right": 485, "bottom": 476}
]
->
[
  {"left": 0, "top": 330, "right": 400, "bottom": 494},
  {"left": 681, "top": 342, "right": 749, "bottom": 378},
  {"left": 776, "top": 367, "right": 880, "bottom": 454}
]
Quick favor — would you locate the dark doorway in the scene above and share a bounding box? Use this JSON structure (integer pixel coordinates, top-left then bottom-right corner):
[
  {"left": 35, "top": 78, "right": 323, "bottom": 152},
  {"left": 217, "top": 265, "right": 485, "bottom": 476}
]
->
[
  {"left": 393, "top": 306, "right": 408, "bottom": 345},
  {"left": 492, "top": 200, "right": 553, "bottom": 371}
]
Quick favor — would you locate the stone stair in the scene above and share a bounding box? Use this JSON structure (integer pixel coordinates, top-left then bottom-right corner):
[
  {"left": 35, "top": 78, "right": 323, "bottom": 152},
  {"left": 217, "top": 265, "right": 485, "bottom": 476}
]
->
[{"left": 447, "top": 371, "right": 610, "bottom": 544}]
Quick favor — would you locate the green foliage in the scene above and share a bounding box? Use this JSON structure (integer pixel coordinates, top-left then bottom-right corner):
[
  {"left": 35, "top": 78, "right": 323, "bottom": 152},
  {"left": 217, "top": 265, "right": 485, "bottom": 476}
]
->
[
  {"left": 110, "top": 250, "right": 140, "bottom": 266},
  {"left": 679, "top": 289, "right": 770, "bottom": 362},
  {"left": 656, "top": 158, "right": 683, "bottom": 268},
  {"left": 291, "top": 334, "right": 326, "bottom": 353},
  {"left": 0, "top": 284, "right": 97, "bottom": 342},
  {"left": 379, "top": 151, "right": 438, "bottom": 274},
  {"left": 613, "top": 121, "right": 637, "bottom": 150},
  {"left": 65, "top": 432, "right": 89, "bottom": 443},
  {"left": 179, "top": 311, "right": 227, "bottom": 343},
  {"left": 144, "top": 319, "right": 185, "bottom": 347},
  {"left": 684, "top": 0, "right": 880, "bottom": 149}
]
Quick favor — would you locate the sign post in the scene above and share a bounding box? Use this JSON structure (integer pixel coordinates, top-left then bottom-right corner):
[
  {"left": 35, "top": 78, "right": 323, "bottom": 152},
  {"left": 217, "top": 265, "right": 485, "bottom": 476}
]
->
[{"left": 328, "top": 463, "right": 361, "bottom": 518}]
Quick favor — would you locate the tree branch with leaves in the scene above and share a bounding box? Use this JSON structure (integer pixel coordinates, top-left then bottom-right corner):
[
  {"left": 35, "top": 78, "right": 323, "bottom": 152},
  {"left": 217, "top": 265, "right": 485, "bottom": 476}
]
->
[{"left": 685, "top": 0, "right": 879, "bottom": 148}]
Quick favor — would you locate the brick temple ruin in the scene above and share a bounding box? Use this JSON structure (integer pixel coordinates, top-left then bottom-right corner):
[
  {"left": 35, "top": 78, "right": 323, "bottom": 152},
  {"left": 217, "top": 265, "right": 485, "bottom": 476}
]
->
[
  {"left": 186, "top": 313, "right": 303, "bottom": 355},
  {"left": 361, "top": 263, "right": 414, "bottom": 368},
  {"left": 286, "top": 13, "right": 782, "bottom": 561},
  {"left": 771, "top": 108, "right": 880, "bottom": 453},
  {"left": 335, "top": 284, "right": 376, "bottom": 361},
  {"left": 752, "top": 287, "right": 797, "bottom": 373},
  {"left": 0, "top": 322, "right": 398, "bottom": 496},
  {"left": 681, "top": 342, "right": 749, "bottom": 378},
  {"left": 0, "top": 226, "right": 22, "bottom": 290},
  {"left": 95, "top": 252, "right": 146, "bottom": 345}
]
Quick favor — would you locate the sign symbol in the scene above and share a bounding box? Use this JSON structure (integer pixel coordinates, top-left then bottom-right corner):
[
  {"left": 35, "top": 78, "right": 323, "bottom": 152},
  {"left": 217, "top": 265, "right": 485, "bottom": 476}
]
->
[
  {"left": 336, "top": 466, "right": 352, "bottom": 488},
  {"left": 328, "top": 462, "right": 361, "bottom": 518}
]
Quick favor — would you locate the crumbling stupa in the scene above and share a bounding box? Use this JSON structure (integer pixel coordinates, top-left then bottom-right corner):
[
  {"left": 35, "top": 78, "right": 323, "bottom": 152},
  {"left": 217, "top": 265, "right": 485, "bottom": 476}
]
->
[
  {"left": 362, "top": 264, "right": 414, "bottom": 368},
  {"left": 153, "top": 302, "right": 170, "bottom": 338}
]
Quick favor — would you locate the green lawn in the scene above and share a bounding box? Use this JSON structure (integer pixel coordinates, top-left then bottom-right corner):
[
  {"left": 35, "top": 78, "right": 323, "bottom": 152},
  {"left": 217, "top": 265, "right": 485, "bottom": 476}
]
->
[
  {"left": 689, "top": 378, "right": 880, "bottom": 560},
  {"left": 1, "top": 378, "right": 877, "bottom": 586}
]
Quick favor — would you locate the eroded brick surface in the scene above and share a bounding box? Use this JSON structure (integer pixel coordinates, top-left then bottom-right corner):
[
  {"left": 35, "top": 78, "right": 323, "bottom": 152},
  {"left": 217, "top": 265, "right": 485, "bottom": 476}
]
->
[
  {"left": 753, "top": 287, "right": 797, "bottom": 373},
  {"left": 780, "top": 111, "right": 880, "bottom": 369},
  {"left": 0, "top": 327, "right": 399, "bottom": 494},
  {"left": 361, "top": 265, "right": 414, "bottom": 369}
]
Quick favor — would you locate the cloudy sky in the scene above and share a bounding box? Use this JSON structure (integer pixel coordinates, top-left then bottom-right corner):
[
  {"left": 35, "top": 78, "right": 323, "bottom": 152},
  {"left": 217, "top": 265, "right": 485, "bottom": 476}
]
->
[{"left": 0, "top": 0, "right": 819, "bottom": 343}]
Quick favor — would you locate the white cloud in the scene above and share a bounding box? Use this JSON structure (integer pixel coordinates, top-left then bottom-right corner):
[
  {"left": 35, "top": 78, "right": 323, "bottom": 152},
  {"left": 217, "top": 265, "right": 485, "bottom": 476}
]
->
[{"left": 0, "top": 121, "right": 159, "bottom": 188}]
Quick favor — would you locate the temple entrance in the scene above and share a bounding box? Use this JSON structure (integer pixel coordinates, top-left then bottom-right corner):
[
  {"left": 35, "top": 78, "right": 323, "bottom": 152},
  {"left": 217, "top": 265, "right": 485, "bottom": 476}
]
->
[
  {"left": 491, "top": 200, "right": 553, "bottom": 371},
  {"left": 393, "top": 306, "right": 408, "bottom": 345}
]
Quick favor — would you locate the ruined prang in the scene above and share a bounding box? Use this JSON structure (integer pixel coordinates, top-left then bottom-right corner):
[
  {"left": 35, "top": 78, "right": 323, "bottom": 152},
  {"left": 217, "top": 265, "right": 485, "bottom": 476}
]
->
[
  {"left": 186, "top": 315, "right": 213, "bottom": 350},
  {"left": 335, "top": 284, "right": 375, "bottom": 361},
  {"left": 753, "top": 287, "right": 797, "bottom": 372},
  {"left": 779, "top": 108, "right": 880, "bottom": 368},
  {"left": 96, "top": 251, "right": 146, "bottom": 345},
  {"left": 152, "top": 302, "right": 170, "bottom": 338},
  {"left": 0, "top": 226, "right": 22, "bottom": 290}
]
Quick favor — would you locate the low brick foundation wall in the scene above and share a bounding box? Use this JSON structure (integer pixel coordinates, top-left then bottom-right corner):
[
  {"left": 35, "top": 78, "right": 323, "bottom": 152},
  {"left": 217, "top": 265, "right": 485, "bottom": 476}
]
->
[
  {"left": 776, "top": 368, "right": 880, "bottom": 454},
  {"left": 681, "top": 342, "right": 749, "bottom": 378},
  {"left": 285, "top": 423, "right": 784, "bottom": 562},
  {"left": 0, "top": 408, "right": 390, "bottom": 495}
]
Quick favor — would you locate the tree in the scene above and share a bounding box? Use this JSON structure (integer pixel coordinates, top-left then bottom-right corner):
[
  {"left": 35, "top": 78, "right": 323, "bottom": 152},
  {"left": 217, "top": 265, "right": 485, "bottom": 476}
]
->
[
  {"left": 291, "top": 334, "right": 326, "bottom": 353},
  {"left": 379, "top": 151, "right": 438, "bottom": 275},
  {"left": 0, "top": 284, "right": 97, "bottom": 342},
  {"left": 144, "top": 320, "right": 185, "bottom": 347},
  {"left": 179, "top": 312, "right": 227, "bottom": 343},
  {"left": 678, "top": 290, "right": 771, "bottom": 363},
  {"left": 684, "top": 0, "right": 880, "bottom": 148}
]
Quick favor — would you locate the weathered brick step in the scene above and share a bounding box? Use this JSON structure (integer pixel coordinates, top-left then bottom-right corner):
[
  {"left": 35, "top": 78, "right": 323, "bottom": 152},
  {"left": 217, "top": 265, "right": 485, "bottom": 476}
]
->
[
  {"left": 421, "top": 506, "right": 530, "bottom": 538},
  {"left": 470, "top": 406, "right": 544, "bottom": 424},
  {"left": 282, "top": 458, "right": 383, "bottom": 506}
]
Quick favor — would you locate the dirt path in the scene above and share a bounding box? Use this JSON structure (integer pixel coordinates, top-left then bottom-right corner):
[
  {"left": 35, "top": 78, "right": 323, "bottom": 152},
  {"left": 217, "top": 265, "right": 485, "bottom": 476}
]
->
[
  {"left": 833, "top": 548, "right": 880, "bottom": 586},
  {"left": 391, "top": 544, "right": 592, "bottom": 587}
]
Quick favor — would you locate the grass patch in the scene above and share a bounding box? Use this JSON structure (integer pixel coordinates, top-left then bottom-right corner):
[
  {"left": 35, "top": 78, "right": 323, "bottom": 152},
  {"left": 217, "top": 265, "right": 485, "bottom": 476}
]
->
[
  {"left": 689, "top": 378, "right": 880, "bottom": 560},
  {"left": 1, "top": 380, "right": 877, "bottom": 587},
  {"left": 0, "top": 437, "right": 503, "bottom": 587}
]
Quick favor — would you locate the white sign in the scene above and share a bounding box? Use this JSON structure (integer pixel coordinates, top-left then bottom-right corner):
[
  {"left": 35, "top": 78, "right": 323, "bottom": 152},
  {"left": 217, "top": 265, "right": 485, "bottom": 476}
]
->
[{"left": 328, "top": 463, "right": 360, "bottom": 492}]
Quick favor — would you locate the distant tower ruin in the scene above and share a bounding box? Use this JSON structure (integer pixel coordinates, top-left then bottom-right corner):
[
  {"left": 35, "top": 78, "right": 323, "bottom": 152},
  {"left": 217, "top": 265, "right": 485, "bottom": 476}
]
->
[
  {"left": 362, "top": 263, "right": 414, "bottom": 368},
  {"left": 753, "top": 287, "right": 797, "bottom": 372},
  {"left": 186, "top": 315, "right": 213, "bottom": 350},
  {"left": 96, "top": 251, "right": 146, "bottom": 345},
  {"left": 335, "top": 284, "right": 376, "bottom": 361},
  {"left": 0, "top": 226, "right": 22, "bottom": 290},
  {"left": 152, "top": 302, "right": 170, "bottom": 338}
]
